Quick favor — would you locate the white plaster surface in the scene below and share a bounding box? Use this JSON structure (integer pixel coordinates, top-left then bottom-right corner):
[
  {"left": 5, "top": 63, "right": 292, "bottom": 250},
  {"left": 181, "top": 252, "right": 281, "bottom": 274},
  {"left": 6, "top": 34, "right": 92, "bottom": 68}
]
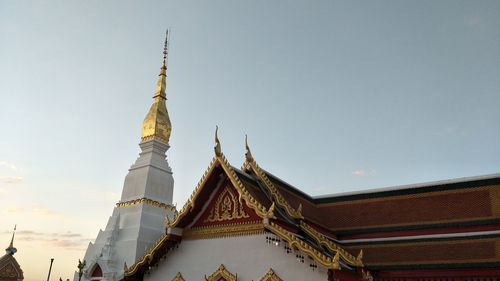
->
[
  {"left": 144, "top": 234, "right": 328, "bottom": 281},
  {"left": 76, "top": 139, "right": 175, "bottom": 281}
]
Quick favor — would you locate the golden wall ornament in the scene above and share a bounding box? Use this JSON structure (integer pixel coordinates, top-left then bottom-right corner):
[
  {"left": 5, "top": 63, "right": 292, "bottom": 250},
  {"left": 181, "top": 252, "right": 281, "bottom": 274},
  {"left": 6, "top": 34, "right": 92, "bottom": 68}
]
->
[
  {"left": 183, "top": 221, "right": 264, "bottom": 240},
  {"left": 259, "top": 269, "right": 282, "bottom": 281},
  {"left": 205, "top": 264, "right": 237, "bottom": 281},
  {"left": 171, "top": 272, "right": 185, "bottom": 281},
  {"left": 116, "top": 197, "right": 176, "bottom": 211},
  {"left": 204, "top": 185, "right": 250, "bottom": 222}
]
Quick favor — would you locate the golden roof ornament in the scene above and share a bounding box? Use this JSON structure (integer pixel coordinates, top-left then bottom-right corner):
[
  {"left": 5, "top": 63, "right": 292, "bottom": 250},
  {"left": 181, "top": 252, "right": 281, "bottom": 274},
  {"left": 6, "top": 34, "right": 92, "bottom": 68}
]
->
[
  {"left": 214, "top": 126, "right": 222, "bottom": 156},
  {"left": 141, "top": 30, "right": 172, "bottom": 144},
  {"left": 245, "top": 135, "right": 254, "bottom": 162}
]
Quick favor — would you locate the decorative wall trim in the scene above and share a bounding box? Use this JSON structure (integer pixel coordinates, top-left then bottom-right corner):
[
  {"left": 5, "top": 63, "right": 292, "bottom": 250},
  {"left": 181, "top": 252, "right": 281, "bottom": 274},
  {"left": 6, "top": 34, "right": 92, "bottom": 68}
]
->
[
  {"left": 116, "top": 197, "right": 175, "bottom": 211},
  {"left": 184, "top": 221, "right": 264, "bottom": 239}
]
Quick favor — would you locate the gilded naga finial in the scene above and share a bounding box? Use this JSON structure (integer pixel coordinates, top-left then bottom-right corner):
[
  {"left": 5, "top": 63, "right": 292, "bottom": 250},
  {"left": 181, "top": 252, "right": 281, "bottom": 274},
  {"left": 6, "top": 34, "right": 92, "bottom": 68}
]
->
[
  {"left": 245, "top": 135, "right": 254, "bottom": 162},
  {"left": 214, "top": 126, "right": 222, "bottom": 156}
]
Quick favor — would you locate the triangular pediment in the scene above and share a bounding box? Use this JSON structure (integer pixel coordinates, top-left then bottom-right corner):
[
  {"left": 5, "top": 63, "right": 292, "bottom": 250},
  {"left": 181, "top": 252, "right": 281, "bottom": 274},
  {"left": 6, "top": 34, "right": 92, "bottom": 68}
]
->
[
  {"left": 168, "top": 155, "right": 272, "bottom": 231},
  {"left": 183, "top": 178, "right": 264, "bottom": 239},
  {"left": 0, "top": 255, "right": 23, "bottom": 280},
  {"left": 192, "top": 179, "right": 261, "bottom": 227}
]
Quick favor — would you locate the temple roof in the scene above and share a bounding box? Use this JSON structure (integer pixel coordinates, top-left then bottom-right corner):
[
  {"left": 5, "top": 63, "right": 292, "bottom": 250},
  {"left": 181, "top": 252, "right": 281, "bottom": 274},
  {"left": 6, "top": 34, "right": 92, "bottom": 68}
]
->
[
  {"left": 0, "top": 254, "right": 23, "bottom": 281},
  {"left": 0, "top": 228, "right": 23, "bottom": 281},
  {"left": 123, "top": 133, "right": 500, "bottom": 280}
]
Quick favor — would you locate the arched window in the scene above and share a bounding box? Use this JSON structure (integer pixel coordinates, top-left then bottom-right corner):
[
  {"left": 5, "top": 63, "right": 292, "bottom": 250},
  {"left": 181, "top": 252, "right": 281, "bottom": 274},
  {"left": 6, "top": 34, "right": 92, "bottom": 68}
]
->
[{"left": 90, "top": 264, "right": 102, "bottom": 281}]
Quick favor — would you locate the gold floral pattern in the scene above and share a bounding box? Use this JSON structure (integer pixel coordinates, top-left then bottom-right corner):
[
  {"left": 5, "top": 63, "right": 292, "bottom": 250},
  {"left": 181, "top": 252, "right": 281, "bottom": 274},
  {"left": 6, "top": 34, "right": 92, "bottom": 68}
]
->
[{"left": 205, "top": 185, "right": 249, "bottom": 222}]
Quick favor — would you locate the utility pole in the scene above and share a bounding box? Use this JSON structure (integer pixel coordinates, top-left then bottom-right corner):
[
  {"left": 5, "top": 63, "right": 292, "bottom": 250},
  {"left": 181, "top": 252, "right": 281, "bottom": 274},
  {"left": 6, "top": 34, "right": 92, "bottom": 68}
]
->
[{"left": 46, "top": 258, "right": 54, "bottom": 281}]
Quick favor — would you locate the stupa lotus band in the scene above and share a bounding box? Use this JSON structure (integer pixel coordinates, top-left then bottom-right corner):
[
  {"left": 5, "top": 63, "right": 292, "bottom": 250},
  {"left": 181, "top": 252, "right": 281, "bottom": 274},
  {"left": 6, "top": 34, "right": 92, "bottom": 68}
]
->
[{"left": 52, "top": 32, "right": 500, "bottom": 281}]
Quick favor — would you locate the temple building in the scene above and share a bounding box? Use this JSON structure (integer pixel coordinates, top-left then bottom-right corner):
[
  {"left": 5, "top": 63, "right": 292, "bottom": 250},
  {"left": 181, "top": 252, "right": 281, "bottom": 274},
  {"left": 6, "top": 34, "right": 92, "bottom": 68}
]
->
[
  {"left": 0, "top": 227, "right": 23, "bottom": 281},
  {"left": 78, "top": 34, "right": 500, "bottom": 281}
]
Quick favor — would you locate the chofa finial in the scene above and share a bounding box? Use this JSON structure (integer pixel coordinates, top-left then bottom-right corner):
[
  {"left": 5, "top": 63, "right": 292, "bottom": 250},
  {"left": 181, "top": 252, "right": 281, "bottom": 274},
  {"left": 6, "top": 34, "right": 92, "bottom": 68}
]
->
[
  {"left": 245, "top": 135, "right": 254, "bottom": 162},
  {"left": 214, "top": 126, "right": 222, "bottom": 156}
]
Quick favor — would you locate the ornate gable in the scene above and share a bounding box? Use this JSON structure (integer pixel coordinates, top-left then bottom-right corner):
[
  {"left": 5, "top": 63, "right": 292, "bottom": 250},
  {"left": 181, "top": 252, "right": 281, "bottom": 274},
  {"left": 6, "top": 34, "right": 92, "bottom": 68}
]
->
[
  {"left": 171, "top": 272, "right": 185, "bottom": 281},
  {"left": 259, "top": 269, "right": 282, "bottom": 281},
  {"left": 204, "top": 184, "right": 250, "bottom": 223},
  {"left": 184, "top": 179, "right": 264, "bottom": 239},
  {"left": 0, "top": 255, "right": 23, "bottom": 281},
  {"left": 205, "top": 264, "right": 237, "bottom": 281}
]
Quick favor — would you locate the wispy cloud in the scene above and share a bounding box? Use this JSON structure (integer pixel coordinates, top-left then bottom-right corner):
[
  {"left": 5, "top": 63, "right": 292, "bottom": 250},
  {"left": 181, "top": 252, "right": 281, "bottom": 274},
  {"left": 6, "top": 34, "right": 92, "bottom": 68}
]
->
[
  {"left": 352, "top": 169, "right": 376, "bottom": 177},
  {"left": 465, "top": 16, "right": 481, "bottom": 27},
  {"left": 3, "top": 229, "right": 92, "bottom": 251},
  {"left": 2, "top": 205, "right": 64, "bottom": 219},
  {"left": 31, "top": 205, "right": 63, "bottom": 218},
  {"left": 5, "top": 207, "right": 25, "bottom": 214},
  {"left": 0, "top": 176, "right": 23, "bottom": 184},
  {"left": 0, "top": 161, "right": 18, "bottom": 171}
]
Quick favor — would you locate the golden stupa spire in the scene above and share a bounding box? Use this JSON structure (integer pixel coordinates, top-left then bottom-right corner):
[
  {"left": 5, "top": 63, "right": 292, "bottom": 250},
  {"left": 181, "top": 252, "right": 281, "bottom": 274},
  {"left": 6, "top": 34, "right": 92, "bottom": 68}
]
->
[{"left": 141, "top": 30, "right": 172, "bottom": 144}]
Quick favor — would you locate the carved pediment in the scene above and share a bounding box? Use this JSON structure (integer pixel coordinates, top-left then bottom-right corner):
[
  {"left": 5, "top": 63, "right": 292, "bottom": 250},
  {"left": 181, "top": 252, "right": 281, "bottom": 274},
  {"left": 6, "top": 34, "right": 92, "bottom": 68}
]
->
[
  {"left": 260, "top": 269, "right": 282, "bottom": 281},
  {"left": 205, "top": 264, "right": 237, "bottom": 281},
  {"left": 204, "top": 185, "right": 250, "bottom": 223},
  {"left": 171, "top": 272, "right": 185, "bottom": 281},
  {"left": 0, "top": 260, "right": 21, "bottom": 279}
]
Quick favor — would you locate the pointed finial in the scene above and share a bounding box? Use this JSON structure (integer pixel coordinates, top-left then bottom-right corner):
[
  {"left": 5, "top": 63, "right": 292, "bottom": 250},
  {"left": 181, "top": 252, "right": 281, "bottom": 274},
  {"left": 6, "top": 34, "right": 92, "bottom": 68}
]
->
[
  {"left": 265, "top": 202, "right": 276, "bottom": 218},
  {"left": 245, "top": 135, "right": 254, "bottom": 162},
  {"left": 357, "top": 249, "right": 364, "bottom": 263},
  {"left": 162, "top": 29, "right": 170, "bottom": 67},
  {"left": 214, "top": 126, "right": 222, "bottom": 156},
  {"left": 9, "top": 225, "right": 16, "bottom": 248},
  {"left": 5, "top": 225, "right": 17, "bottom": 255}
]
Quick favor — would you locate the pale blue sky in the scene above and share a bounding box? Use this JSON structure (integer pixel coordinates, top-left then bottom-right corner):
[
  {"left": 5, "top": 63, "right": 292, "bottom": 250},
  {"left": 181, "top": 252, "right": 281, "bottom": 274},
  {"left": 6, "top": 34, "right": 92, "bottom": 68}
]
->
[{"left": 1, "top": 1, "right": 499, "bottom": 280}]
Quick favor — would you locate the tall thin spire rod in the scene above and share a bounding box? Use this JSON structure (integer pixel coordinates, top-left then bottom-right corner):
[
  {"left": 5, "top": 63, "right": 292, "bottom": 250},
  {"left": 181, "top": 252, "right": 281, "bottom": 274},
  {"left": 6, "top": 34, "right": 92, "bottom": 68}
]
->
[
  {"left": 9, "top": 225, "right": 16, "bottom": 248},
  {"left": 162, "top": 29, "right": 171, "bottom": 67}
]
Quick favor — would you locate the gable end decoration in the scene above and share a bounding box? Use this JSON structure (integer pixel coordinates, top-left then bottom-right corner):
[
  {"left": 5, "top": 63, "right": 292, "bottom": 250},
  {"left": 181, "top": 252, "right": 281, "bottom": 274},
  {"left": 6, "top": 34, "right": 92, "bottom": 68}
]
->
[
  {"left": 171, "top": 272, "right": 185, "bottom": 281},
  {"left": 260, "top": 269, "right": 283, "bottom": 281},
  {"left": 205, "top": 264, "right": 237, "bottom": 281},
  {"left": 204, "top": 184, "right": 250, "bottom": 222}
]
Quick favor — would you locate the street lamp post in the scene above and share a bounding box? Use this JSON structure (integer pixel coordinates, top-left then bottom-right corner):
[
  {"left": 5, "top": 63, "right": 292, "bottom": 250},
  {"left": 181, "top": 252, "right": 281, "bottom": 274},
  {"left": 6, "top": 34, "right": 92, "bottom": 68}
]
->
[{"left": 46, "top": 258, "right": 54, "bottom": 281}]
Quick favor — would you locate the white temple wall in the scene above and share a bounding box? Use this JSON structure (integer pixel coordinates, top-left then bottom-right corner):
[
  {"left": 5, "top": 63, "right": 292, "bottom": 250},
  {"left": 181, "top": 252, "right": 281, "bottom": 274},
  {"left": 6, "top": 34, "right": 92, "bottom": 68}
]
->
[{"left": 144, "top": 233, "right": 328, "bottom": 281}]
